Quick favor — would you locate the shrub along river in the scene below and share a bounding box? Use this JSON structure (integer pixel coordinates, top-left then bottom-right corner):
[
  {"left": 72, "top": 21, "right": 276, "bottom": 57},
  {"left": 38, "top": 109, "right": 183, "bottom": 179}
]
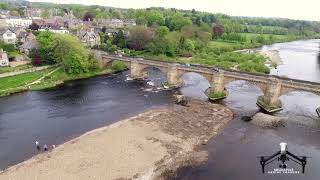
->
[{"left": 0, "top": 40, "right": 320, "bottom": 179}]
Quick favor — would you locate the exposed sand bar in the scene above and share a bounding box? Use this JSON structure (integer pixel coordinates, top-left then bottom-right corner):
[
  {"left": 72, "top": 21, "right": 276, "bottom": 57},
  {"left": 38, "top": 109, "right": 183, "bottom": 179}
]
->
[{"left": 0, "top": 100, "right": 233, "bottom": 180}]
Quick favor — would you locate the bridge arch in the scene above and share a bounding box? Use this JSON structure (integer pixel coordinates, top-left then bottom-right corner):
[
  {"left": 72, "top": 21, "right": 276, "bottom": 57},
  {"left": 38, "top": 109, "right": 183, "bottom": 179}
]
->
[
  {"left": 222, "top": 78, "right": 267, "bottom": 94},
  {"left": 280, "top": 87, "right": 320, "bottom": 97},
  {"left": 179, "top": 72, "right": 211, "bottom": 100},
  {"left": 140, "top": 65, "right": 168, "bottom": 77}
]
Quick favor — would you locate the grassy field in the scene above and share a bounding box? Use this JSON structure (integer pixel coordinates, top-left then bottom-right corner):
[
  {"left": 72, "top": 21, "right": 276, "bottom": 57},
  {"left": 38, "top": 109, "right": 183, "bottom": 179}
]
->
[
  {"left": 0, "top": 64, "right": 34, "bottom": 74},
  {"left": 0, "top": 68, "right": 55, "bottom": 90},
  {"left": 29, "top": 68, "right": 113, "bottom": 90},
  {"left": 0, "top": 66, "right": 115, "bottom": 97}
]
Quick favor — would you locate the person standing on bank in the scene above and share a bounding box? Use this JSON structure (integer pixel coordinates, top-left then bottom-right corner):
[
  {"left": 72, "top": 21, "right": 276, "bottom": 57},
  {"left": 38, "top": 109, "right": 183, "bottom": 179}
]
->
[
  {"left": 35, "top": 141, "right": 40, "bottom": 151},
  {"left": 43, "top": 144, "right": 48, "bottom": 151}
]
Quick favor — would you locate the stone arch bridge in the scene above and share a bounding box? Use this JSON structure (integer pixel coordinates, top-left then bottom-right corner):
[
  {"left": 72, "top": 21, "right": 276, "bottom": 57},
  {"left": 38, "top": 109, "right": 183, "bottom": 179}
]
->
[{"left": 96, "top": 53, "right": 320, "bottom": 112}]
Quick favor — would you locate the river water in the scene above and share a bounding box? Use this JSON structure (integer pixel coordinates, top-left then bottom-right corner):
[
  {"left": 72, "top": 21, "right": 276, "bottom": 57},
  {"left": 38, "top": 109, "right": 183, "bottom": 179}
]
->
[
  {"left": 175, "top": 39, "right": 320, "bottom": 180},
  {"left": 0, "top": 40, "right": 320, "bottom": 179}
]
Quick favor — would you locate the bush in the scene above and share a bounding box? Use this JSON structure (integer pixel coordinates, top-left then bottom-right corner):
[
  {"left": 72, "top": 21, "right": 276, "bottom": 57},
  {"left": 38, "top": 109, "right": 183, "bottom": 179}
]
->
[
  {"left": 208, "top": 91, "right": 227, "bottom": 99},
  {"left": 111, "top": 60, "right": 127, "bottom": 72}
]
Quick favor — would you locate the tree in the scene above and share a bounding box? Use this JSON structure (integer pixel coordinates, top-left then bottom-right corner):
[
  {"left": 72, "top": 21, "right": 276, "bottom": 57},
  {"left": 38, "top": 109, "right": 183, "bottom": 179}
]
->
[
  {"left": 37, "top": 31, "right": 56, "bottom": 65},
  {"left": 112, "top": 30, "right": 126, "bottom": 48},
  {"left": 83, "top": 11, "right": 94, "bottom": 21},
  {"left": 213, "top": 24, "right": 225, "bottom": 39},
  {"left": 146, "top": 10, "right": 164, "bottom": 26},
  {"left": 10, "top": 10, "right": 20, "bottom": 17},
  {"left": 109, "top": 9, "right": 122, "bottom": 19},
  {"left": 52, "top": 34, "right": 95, "bottom": 73},
  {"left": 128, "top": 26, "right": 152, "bottom": 50},
  {"left": 155, "top": 26, "right": 169, "bottom": 38},
  {"left": 30, "top": 49, "right": 42, "bottom": 66},
  {"left": 41, "top": 9, "right": 50, "bottom": 19},
  {"left": 101, "top": 26, "right": 107, "bottom": 33},
  {"left": 29, "top": 23, "right": 40, "bottom": 31},
  {"left": 167, "top": 13, "right": 192, "bottom": 31},
  {"left": 147, "top": 26, "right": 175, "bottom": 56}
]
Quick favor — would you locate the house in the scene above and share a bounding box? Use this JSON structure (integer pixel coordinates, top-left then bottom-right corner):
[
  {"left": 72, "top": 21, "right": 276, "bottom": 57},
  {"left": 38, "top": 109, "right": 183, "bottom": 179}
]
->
[
  {"left": 15, "top": 28, "right": 28, "bottom": 43},
  {"left": 96, "top": 19, "right": 136, "bottom": 29},
  {"left": 0, "top": 49, "right": 9, "bottom": 67},
  {"left": 79, "top": 28, "right": 101, "bottom": 47},
  {"left": 5, "top": 18, "right": 33, "bottom": 28},
  {"left": 105, "top": 29, "right": 119, "bottom": 37},
  {"left": 20, "top": 32, "right": 37, "bottom": 56},
  {"left": 38, "top": 27, "right": 69, "bottom": 34},
  {"left": 0, "top": 29, "right": 17, "bottom": 44},
  {"left": 0, "top": 10, "right": 10, "bottom": 19}
]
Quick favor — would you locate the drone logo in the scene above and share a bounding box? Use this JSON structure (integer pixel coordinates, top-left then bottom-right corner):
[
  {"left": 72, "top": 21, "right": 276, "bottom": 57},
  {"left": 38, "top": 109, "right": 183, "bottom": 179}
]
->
[{"left": 259, "top": 142, "right": 308, "bottom": 174}]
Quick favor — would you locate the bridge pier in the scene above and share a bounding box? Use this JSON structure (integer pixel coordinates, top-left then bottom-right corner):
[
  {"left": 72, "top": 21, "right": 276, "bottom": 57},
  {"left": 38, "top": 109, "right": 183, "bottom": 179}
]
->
[
  {"left": 130, "top": 60, "right": 144, "bottom": 79},
  {"left": 257, "top": 77, "right": 283, "bottom": 112},
  {"left": 207, "top": 70, "right": 228, "bottom": 100},
  {"left": 165, "top": 64, "right": 183, "bottom": 88}
]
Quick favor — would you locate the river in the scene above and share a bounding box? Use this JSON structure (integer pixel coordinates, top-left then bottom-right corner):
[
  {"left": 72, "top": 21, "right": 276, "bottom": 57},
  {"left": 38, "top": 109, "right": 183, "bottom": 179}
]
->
[{"left": 0, "top": 40, "right": 320, "bottom": 179}]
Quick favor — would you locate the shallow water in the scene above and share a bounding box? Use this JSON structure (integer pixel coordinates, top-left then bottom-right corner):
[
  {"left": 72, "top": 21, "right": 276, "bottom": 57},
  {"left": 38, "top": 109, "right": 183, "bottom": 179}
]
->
[
  {"left": 174, "top": 40, "right": 320, "bottom": 179},
  {"left": 0, "top": 72, "right": 173, "bottom": 170}
]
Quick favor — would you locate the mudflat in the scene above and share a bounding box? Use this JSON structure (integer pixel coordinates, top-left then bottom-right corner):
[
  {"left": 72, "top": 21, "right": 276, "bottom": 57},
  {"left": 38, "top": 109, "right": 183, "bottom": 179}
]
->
[{"left": 0, "top": 100, "right": 233, "bottom": 180}]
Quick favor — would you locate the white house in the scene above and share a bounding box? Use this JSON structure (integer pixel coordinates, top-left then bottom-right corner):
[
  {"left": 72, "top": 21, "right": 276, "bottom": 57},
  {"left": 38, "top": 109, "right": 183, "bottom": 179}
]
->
[
  {"left": 0, "top": 49, "right": 9, "bottom": 67},
  {"left": 5, "top": 18, "right": 32, "bottom": 28},
  {"left": 0, "top": 29, "right": 17, "bottom": 44},
  {"left": 39, "top": 27, "right": 69, "bottom": 34}
]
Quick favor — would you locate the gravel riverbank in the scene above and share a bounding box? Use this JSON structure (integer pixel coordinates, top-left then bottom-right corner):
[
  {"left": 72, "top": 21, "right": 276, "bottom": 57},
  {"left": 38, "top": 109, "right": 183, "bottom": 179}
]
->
[{"left": 0, "top": 100, "right": 233, "bottom": 180}]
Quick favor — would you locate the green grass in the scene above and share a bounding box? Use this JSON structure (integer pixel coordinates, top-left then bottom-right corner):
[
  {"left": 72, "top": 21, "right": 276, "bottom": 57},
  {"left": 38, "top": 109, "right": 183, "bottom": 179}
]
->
[
  {"left": 0, "top": 68, "right": 54, "bottom": 91},
  {"left": 0, "top": 66, "right": 114, "bottom": 97},
  {"left": 111, "top": 60, "right": 128, "bottom": 72},
  {"left": 8, "top": 51, "right": 23, "bottom": 57},
  {"left": 29, "top": 68, "right": 113, "bottom": 90},
  {"left": 208, "top": 91, "right": 227, "bottom": 100},
  {"left": 0, "top": 64, "right": 33, "bottom": 74}
]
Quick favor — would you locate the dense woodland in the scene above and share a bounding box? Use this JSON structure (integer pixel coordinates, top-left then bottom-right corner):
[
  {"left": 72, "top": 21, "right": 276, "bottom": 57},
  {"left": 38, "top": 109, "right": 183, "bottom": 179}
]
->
[{"left": 2, "top": 1, "right": 320, "bottom": 74}]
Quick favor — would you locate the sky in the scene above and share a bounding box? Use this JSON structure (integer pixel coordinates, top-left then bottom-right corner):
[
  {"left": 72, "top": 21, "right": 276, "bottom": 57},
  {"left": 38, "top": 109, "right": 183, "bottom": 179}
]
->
[{"left": 28, "top": 0, "right": 320, "bottom": 21}]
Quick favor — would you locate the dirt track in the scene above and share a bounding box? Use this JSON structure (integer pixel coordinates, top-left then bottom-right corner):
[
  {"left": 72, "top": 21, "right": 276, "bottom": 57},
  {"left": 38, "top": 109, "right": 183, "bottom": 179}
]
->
[{"left": 0, "top": 100, "right": 233, "bottom": 180}]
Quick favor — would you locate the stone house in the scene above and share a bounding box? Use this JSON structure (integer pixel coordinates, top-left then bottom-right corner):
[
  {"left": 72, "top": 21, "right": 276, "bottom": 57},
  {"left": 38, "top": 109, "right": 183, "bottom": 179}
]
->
[
  {"left": 79, "top": 29, "right": 101, "bottom": 47},
  {"left": 15, "top": 28, "right": 28, "bottom": 43},
  {"left": 0, "top": 29, "right": 17, "bottom": 44},
  {"left": 20, "top": 32, "right": 37, "bottom": 56},
  {"left": 0, "top": 49, "right": 9, "bottom": 67}
]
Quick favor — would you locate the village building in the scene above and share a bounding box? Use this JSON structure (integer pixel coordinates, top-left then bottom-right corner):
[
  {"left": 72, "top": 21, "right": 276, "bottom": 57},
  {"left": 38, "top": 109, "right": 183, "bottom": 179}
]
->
[
  {"left": 38, "top": 27, "right": 69, "bottom": 34},
  {"left": 19, "top": 32, "right": 37, "bottom": 56},
  {"left": 96, "top": 19, "right": 136, "bottom": 29},
  {"left": 5, "top": 18, "right": 32, "bottom": 28},
  {"left": 14, "top": 28, "right": 28, "bottom": 43},
  {"left": 0, "top": 29, "right": 17, "bottom": 44},
  {"left": 79, "top": 28, "right": 101, "bottom": 47},
  {"left": 0, "top": 10, "right": 10, "bottom": 19},
  {"left": 0, "top": 49, "right": 9, "bottom": 67}
]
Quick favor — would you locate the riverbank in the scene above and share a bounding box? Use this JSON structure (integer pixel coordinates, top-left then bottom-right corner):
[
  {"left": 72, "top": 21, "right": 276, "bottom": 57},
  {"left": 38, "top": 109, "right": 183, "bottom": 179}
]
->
[
  {"left": 0, "top": 67, "right": 114, "bottom": 97},
  {"left": 0, "top": 100, "right": 233, "bottom": 180},
  {"left": 258, "top": 49, "right": 283, "bottom": 66}
]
